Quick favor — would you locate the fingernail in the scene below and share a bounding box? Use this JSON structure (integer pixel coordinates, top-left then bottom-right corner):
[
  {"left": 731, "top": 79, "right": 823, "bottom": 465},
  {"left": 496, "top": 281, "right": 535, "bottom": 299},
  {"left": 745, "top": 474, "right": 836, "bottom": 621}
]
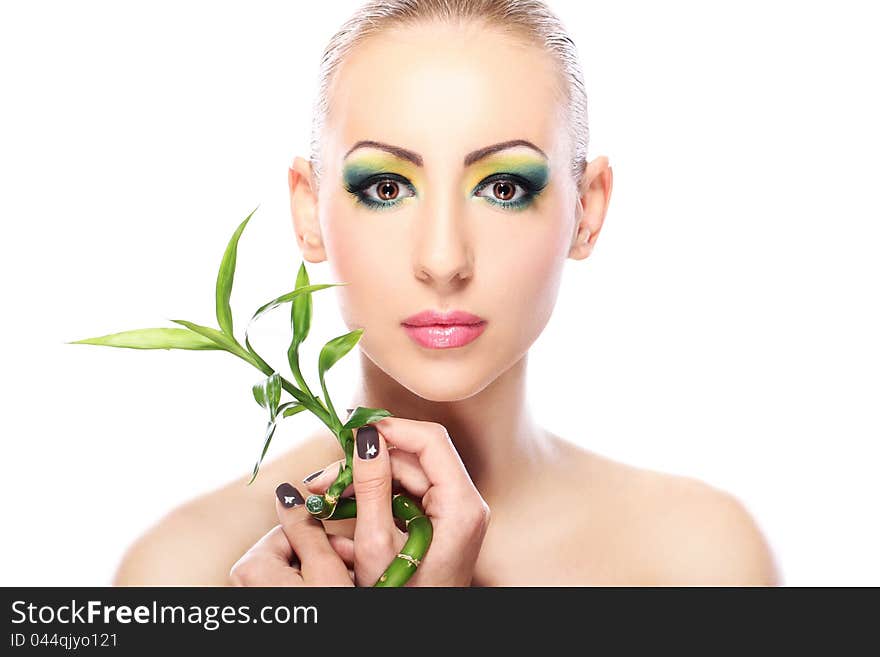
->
[
  {"left": 276, "top": 482, "right": 305, "bottom": 508},
  {"left": 356, "top": 424, "right": 380, "bottom": 460},
  {"left": 302, "top": 468, "right": 324, "bottom": 483}
]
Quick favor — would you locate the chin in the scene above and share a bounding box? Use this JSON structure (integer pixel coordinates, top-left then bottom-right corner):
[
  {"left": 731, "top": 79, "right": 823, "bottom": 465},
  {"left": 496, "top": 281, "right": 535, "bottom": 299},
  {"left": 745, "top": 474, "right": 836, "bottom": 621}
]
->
[
  {"left": 397, "top": 375, "right": 493, "bottom": 402},
  {"left": 364, "top": 341, "right": 503, "bottom": 402}
]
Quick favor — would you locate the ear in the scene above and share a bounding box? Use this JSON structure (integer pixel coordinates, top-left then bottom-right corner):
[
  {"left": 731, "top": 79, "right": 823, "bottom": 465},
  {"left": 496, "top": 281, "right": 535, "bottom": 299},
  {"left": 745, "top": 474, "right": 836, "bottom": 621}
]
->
[
  {"left": 569, "top": 155, "right": 613, "bottom": 260},
  {"left": 289, "top": 156, "right": 326, "bottom": 263}
]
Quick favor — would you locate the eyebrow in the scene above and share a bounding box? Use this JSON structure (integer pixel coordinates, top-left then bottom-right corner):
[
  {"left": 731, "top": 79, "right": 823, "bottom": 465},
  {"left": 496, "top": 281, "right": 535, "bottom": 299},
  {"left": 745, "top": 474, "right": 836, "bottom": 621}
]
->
[{"left": 343, "top": 139, "right": 548, "bottom": 167}]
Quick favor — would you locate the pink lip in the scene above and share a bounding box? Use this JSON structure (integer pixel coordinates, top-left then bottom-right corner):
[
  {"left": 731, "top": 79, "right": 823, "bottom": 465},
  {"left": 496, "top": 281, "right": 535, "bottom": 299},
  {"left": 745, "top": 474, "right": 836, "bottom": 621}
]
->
[
  {"left": 401, "top": 309, "right": 488, "bottom": 349},
  {"left": 402, "top": 309, "right": 486, "bottom": 326}
]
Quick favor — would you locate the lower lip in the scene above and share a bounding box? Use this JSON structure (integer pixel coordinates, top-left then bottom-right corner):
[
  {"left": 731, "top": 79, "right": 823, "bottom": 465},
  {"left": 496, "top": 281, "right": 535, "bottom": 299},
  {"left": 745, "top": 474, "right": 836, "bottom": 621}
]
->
[{"left": 402, "top": 322, "right": 487, "bottom": 349}]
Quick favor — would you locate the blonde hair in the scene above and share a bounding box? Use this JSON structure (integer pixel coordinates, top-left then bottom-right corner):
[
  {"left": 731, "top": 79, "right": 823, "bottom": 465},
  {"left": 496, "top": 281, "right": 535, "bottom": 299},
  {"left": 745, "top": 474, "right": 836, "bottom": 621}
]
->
[{"left": 308, "top": 0, "right": 590, "bottom": 193}]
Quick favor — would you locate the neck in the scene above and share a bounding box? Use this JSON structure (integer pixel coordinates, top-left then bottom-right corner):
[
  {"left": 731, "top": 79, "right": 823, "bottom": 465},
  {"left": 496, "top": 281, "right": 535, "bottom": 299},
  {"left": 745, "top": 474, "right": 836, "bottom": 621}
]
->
[{"left": 347, "top": 350, "right": 557, "bottom": 502}]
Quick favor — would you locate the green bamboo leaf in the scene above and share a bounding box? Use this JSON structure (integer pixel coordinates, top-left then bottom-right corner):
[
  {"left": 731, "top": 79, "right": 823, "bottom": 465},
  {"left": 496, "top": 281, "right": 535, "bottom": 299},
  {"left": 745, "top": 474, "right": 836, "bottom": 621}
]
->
[
  {"left": 318, "top": 328, "right": 363, "bottom": 424},
  {"left": 216, "top": 206, "right": 258, "bottom": 338},
  {"left": 248, "top": 400, "right": 306, "bottom": 485},
  {"left": 287, "top": 262, "right": 316, "bottom": 399},
  {"left": 244, "top": 333, "right": 273, "bottom": 373},
  {"left": 318, "top": 328, "right": 363, "bottom": 376},
  {"left": 291, "top": 261, "right": 312, "bottom": 350},
  {"left": 253, "top": 372, "right": 281, "bottom": 413},
  {"left": 168, "top": 319, "right": 255, "bottom": 365},
  {"left": 266, "top": 374, "right": 282, "bottom": 420},
  {"left": 251, "top": 283, "right": 343, "bottom": 325},
  {"left": 252, "top": 380, "right": 267, "bottom": 410},
  {"left": 248, "top": 419, "right": 277, "bottom": 486},
  {"left": 341, "top": 406, "right": 395, "bottom": 431},
  {"left": 279, "top": 402, "right": 306, "bottom": 417},
  {"left": 67, "top": 327, "right": 221, "bottom": 350}
]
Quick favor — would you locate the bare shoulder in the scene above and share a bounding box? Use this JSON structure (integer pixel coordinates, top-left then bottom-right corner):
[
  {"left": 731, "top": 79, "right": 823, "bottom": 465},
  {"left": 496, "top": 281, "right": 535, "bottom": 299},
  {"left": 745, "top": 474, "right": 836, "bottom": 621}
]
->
[
  {"left": 558, "top": 439, "right": 782, "bottom": 586},
  {"left": 112, "top": 431, "right": 344, "bottom": 586},
  {"left": 634, "top": 466, "right": 781, "bottom": 585}
]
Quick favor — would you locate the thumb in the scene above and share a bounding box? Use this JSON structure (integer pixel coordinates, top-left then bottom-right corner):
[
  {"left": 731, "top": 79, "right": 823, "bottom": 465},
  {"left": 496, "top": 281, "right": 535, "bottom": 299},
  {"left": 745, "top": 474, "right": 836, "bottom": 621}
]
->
[{"left": 352, "top": 424, "right": 395, "bottom": 544}]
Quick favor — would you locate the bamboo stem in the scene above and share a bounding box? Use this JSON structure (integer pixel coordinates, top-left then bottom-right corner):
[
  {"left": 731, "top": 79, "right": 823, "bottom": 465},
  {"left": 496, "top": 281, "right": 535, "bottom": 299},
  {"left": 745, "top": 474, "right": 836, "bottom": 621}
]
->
[{"left": 306, "top": 491, "right": 432, "bottom": 587}]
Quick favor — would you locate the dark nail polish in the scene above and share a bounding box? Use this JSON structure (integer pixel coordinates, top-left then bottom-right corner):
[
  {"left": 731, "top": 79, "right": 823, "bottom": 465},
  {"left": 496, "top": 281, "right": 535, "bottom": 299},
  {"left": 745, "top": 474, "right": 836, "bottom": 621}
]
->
[
  {"left": 356, "top": 425, "right": 380, "bottom": 460},
  {"left": 276, "top": 482, "right": 304, "bottom": 508},
  {"left": 302, "top": 468, "right": 324, "bottom": 483}
]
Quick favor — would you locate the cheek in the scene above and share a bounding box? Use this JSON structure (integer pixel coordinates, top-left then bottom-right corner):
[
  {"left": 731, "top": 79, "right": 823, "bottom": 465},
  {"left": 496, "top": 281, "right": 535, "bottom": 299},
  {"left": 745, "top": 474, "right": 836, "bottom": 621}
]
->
[
  {"left": 475, "top": 196, "right": 570, "bottom": 339},
  {"left": 320, "top": 195, "right": 411, "bottom": 325}
]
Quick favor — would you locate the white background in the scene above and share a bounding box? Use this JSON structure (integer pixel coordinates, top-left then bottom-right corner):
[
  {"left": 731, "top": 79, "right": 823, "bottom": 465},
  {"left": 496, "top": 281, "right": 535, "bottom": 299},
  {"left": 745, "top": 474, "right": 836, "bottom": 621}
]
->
[{"left": 1, "top": 1, "right": 877, "bottom": 586}]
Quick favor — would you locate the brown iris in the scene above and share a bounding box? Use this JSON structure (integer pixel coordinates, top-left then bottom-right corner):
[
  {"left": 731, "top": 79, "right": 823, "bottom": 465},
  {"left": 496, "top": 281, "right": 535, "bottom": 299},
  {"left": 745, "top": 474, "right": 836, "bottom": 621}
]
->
[
  {"left": 377, "top": 180, "right": 400, "bottom": 201},
  {"left": 491, "top": 181, "right": 516, "bottom": 201}
]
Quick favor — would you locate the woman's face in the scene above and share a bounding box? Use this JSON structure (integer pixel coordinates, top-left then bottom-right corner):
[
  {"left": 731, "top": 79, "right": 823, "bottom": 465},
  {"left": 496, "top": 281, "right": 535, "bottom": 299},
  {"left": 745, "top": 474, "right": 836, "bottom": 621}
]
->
[{"left": 312, "top": 22, "right": 582, "bottom": 402}]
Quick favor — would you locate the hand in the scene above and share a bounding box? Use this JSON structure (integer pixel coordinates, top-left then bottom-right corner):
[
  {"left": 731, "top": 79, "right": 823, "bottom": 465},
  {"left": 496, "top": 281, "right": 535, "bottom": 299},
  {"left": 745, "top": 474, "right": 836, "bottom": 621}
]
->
[
  {"left": 303, "top": 417, "right": 491, "bottom": 586},
  {"left": 228, "top": 483, "right": 354, "bottom": 587}
]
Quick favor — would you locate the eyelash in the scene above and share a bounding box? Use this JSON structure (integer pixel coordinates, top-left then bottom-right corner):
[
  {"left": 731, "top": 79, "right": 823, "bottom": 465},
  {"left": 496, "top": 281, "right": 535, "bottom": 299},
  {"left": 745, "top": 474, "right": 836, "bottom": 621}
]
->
[{"left": 345, "top": 172, "right": 544, "bottom": 212}]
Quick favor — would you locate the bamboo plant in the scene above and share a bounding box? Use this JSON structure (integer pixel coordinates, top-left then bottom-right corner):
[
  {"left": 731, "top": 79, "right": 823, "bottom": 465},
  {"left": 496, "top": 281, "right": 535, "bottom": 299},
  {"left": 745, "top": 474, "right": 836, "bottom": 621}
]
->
[{"left": 69, "top": 207, "right": 432, "bottom": 587}]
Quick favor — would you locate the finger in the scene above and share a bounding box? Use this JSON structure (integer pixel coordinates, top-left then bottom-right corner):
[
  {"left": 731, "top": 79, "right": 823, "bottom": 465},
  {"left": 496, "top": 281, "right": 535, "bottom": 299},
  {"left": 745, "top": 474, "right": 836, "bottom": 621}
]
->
[
  {"left": 371, "top": 417, "right": 475, "bottom": 494},
  {"left": 302, "top": 459, "right": 352, "bottom": 497},
  {"left": 275, "top": 482, "right": 351, "bottom": 584},
  {"left": 352, "top": 424, "right": 397, "bottom": 546},
  {"left": 303, "top": 451, "right": 428, "bottom": 498},
  {"left": 229, "top": 525, "right": 303, "bottom": 586},
  {"left": 250, "top": 524, "right": 298, "bottom": 566},
  {"left": 327, "top": 534, "right": 355, "bottom": 567},
  {"left": 388, "top": 449, "right": 431, "bottom": 498}
]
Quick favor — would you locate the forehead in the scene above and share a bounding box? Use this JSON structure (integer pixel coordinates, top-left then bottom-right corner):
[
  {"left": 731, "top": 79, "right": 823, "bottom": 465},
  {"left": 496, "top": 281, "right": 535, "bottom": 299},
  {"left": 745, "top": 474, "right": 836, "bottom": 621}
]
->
[{"left": 325, "top": 22, "right": 567, "bottom": 163}]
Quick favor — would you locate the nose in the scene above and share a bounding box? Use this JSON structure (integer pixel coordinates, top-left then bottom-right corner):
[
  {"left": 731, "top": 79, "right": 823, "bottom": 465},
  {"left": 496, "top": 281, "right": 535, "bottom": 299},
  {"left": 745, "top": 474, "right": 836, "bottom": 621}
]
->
[{"left": 412, "top": 197, "right": 474, "bottom": 288}]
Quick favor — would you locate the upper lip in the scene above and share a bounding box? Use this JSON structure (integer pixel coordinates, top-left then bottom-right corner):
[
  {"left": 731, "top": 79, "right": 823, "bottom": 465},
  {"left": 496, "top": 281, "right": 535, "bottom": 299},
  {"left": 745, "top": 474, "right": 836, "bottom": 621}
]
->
[{"left": 402, "top": 309, "right": 486, "bottom": 326}]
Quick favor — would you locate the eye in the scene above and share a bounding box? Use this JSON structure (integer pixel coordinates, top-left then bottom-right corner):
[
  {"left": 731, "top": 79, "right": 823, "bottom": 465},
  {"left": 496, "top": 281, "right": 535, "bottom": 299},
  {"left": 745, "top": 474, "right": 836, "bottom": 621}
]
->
[
  {"left": 475, "top": 179, "right": 526, "bottom": 202},
  {"left": 347, "top": 173, "right": 416, "bottom": 210},
  {"left": 473, "top": 173, "right": 540, "bottom": 210}
]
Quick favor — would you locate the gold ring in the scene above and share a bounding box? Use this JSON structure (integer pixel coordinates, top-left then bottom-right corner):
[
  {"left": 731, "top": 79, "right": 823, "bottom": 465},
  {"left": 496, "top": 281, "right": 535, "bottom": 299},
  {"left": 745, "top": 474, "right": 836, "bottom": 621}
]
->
[
  {"left": 395, "top": 553, "right": 421, "bottom": 568},
  {"left": 404, "top": 514, "right": 426, "bottom": 529}
]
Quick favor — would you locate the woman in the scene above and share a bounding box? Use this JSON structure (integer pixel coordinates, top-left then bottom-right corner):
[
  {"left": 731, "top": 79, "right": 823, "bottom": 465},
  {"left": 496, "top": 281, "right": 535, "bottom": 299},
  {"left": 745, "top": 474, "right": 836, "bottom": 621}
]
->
[{"left": 113, "top": 0, "right": 780, "bottom": 586}]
